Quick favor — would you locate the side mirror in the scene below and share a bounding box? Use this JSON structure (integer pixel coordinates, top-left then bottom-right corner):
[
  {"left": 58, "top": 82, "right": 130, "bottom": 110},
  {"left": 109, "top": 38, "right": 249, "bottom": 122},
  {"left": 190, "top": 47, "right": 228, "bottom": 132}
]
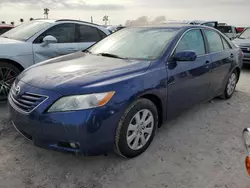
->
[
  {"left": 173, "top": 50, "right": 197, "bottom": 62},
  {"left": 42, "top": 35, "right": 57, "bottom": 46}
]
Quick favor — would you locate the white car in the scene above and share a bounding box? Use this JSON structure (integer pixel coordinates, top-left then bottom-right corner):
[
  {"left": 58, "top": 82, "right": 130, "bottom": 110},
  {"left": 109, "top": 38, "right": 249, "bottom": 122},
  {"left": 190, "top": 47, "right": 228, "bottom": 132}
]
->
[
  {"left": 0, "top": 19, "right": 110, "bottom": 100},
  {"left": 217, "top": 25, "right": 238, "bottom": 40}
]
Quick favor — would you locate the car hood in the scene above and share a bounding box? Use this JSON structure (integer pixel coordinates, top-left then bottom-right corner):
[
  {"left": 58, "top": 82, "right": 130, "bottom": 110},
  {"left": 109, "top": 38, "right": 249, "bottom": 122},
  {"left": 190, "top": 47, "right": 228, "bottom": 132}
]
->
[
  {"left": 233, "top": 38, "right": 250, "bottom": 47},
  {"left": 0, "top": 37, "right": 29, "bottom": 56},
  {"left": 18, "top": 52, "right": 151, "bottom": 94},
  {"left": 0, "top": 36, "right": 24, "bottom": 44}
]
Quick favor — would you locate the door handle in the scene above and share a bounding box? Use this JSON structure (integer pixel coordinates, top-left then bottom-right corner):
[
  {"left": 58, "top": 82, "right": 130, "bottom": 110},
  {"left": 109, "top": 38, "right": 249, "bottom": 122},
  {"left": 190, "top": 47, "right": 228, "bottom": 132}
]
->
[
  {"left": 205, "top": 60, "right": 210, "bottom": 64},
  {"left": 230, "top": 54, "right": 234, "bottom": 58}
]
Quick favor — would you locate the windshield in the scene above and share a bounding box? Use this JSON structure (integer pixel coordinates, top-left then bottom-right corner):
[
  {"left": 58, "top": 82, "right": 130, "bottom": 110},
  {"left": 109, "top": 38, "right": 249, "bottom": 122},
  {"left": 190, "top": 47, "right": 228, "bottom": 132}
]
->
[
  {"left": 89, "top": 28, "right": 179, "bottom": 60},
  {"left": 217, "top": 26, "right": 233, "bottom": 33},
  {"left": 239, "top": 28, "right": 250, "bottom": 39},
  {"left": 1, "top": 21, "right": 52, "bottom": 41}
]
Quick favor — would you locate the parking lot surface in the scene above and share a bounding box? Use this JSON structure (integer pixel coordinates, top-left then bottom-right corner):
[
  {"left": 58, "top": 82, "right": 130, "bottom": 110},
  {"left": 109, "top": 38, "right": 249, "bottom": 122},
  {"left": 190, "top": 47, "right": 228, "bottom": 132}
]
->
[{"left": 0, "top": 68, "right": 250, "bottom": 188}]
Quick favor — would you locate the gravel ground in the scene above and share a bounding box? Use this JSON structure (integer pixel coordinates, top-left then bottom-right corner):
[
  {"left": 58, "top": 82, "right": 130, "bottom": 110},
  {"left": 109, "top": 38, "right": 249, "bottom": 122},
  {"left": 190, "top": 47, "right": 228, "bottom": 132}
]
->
[{"left": 1, "top": 68, "right": 250, "bottom": 188}]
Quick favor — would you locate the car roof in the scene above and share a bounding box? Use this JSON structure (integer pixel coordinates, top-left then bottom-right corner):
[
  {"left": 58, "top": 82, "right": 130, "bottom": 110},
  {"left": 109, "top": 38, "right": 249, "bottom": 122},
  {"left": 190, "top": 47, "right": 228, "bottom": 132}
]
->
[
  {"left": 31, "top": 18, "right": 110, "bottom": 35},
  {"left": 133, "top": 24, "right": 211, "bottom": 30},
  {"left": 33, "top": 18, "right": 100, "bottom": 26},
  {"left": 162, "top": 20, "right": 217, "bottom": 25}
]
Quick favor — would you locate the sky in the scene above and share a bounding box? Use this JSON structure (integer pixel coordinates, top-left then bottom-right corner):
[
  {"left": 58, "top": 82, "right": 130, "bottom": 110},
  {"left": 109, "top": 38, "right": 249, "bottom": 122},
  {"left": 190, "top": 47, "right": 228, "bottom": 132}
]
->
[{"left": 0, "top": 0, "right": 249, "bottom": 27}]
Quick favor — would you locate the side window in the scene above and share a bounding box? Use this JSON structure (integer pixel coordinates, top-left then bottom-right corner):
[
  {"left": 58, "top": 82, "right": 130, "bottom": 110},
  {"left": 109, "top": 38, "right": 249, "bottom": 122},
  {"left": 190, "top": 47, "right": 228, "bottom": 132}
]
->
[
  {"left": 34, "top": 23, "right": 76, "bottom": 43},
  {"left": 175, "top": 29, "right": 205, "bottom": 56},
  {"left": 98, "top": 30, "right": 108, "bottom": 39},
  {"left": 221, "top": 37, "right": 232, "bottom": 50},
  {"left": 78, "top": 25, "right": 102, "bottom": 42},
  {"left": 204, "top": 30, "right": 224, "bottom": 53}
]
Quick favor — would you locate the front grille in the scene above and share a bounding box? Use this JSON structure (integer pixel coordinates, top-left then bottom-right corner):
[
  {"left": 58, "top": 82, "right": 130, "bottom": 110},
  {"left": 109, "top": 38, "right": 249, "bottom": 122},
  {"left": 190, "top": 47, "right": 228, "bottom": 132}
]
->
[
  {"left": 240, "top": 47, "right": 250, "bottom": 53},
  {"left": 9, "top": 87, "right": 48, "bottom": 113}
]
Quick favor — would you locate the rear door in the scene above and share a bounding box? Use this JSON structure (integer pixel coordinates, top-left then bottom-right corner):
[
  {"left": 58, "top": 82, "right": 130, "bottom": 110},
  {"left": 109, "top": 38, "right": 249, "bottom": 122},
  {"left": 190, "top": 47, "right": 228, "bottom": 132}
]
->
[
  {"left": 76, "top": 24, "right": 106, "bottom": 51},
  {"left": 32, "top": 23, "right": 79, "bottom": 63},
  {"left": 167, "top": 29, "right": 212, "bottom": 119},
  {"left": 203, "top": 29, "right": 233, "bottom": 97}
]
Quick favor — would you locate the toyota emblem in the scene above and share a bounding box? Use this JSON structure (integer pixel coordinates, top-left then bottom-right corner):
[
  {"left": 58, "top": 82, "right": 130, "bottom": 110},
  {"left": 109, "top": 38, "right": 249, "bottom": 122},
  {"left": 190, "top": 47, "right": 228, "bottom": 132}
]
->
[{"left": 14, "top": 85, "right": 20, "bottom": 96}]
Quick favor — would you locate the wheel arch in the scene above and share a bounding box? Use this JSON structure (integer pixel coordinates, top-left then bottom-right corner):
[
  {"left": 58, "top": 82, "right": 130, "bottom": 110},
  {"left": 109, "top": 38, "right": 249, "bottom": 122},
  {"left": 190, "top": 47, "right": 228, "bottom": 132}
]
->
[
  {"left": 234, "top": 66, "right": 241, "bottom": 83},
  {"left": 139, "top": 93, "right": 164, "bottom": 127},
  {"left": 0, "top": 58, "right": 25, "bottom": 71}
]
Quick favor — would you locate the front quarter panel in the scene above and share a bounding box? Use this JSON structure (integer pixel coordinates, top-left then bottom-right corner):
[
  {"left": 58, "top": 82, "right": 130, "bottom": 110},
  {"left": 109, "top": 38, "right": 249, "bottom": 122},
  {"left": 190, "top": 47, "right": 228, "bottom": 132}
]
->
[
  {"left": 0, "top": 43, "right": 34, "bottom": 69},
  {"left": 83, "top": 60, "right": 168, "bottom": 122}
]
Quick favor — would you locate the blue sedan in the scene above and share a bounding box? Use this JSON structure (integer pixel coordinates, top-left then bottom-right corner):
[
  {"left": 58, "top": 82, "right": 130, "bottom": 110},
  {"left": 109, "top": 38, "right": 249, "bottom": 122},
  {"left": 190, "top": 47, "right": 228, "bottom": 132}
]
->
[{"left": 8, "top": 25, "right": 243, "bottom": 158}]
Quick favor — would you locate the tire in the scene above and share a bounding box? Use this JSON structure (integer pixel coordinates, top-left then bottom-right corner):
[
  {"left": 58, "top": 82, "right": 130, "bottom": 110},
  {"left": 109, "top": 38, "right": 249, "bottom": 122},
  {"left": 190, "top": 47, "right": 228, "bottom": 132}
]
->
[
  {"left": 0, "top": 62, "right": 22, "bottom": 101},
  {"left": 115, "top": 98, "right": 158, "bottom": 158},
  {"left": 220, "top": 70, "right": 238, "bottom": 99}
]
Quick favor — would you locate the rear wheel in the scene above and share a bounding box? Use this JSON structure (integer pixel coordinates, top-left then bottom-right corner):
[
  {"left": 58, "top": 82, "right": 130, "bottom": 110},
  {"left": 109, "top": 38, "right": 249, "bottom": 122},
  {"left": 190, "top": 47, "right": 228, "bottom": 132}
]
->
[
  {"left": 115, "top": 99, "right": 158, "bottom": 158},
  {"left": 220, "top": 70, "right": 238, "bottom": 99},
  {"left": 0, "top": 62, "right": 21, "bottom": 101}
]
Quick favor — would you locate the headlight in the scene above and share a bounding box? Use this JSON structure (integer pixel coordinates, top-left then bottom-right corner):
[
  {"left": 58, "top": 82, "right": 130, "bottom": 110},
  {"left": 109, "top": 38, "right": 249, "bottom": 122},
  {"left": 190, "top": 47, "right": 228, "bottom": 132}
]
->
[
  {"left": 48, "top": 91, "right": 115, "bottom": 112},
  {"left": 243, "top": 128, "right": 250, "bottom": 155}
]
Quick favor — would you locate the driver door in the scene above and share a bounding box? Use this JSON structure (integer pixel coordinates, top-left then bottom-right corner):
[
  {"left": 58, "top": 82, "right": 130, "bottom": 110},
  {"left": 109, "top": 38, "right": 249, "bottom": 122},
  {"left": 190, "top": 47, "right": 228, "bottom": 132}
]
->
[
  {"left": 167, "top": 29, "right": 212, "bottom": 119},
  {"left": 32, "top": 23, "right": 79, "bottom": 64}
]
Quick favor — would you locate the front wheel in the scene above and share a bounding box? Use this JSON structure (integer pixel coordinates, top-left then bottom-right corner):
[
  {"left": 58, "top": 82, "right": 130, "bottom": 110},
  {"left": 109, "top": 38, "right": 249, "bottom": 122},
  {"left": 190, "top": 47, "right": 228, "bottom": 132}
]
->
[
  {"left": 220, "top": 70, "right": 238, "bottom": 99},
  {"left": 115, "top": 98, "right": 158, "bottom": 158},
  {"left": 0, "top": 62, "right": 21, "bottom": 101}
]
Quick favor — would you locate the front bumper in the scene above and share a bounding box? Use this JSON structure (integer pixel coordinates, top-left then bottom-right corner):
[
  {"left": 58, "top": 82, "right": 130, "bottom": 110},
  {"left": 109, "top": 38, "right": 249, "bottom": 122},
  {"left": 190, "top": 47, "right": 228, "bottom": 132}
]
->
[{"left": 8, "top": 81, "right": 124, "bottom": 156}]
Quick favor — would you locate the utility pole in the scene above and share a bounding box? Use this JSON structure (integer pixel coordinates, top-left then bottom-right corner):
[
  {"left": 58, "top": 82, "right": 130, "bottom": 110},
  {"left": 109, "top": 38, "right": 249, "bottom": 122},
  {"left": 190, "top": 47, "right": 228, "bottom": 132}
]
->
[
  {"left": 44, "top": 8, "right": 49, "bottom": 19},
  {"left": 91, "top": 16, "right": 93, "bottom": 23}
]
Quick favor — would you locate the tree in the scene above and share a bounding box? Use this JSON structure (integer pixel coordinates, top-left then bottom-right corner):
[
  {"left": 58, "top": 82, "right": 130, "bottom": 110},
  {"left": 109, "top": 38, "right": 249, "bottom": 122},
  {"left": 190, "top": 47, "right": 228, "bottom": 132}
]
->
[
  {"left": 30, "top": 17, "right": 34, "bottom": 21},
  {"left": 20, "top": 18, "right": 24, "bottom": 23},
  {"left": 1, "top": 21, "right": 5, "bottom": 24},
  {"left": 10, "top": 21, "right": 14, "bottom": 26},
  {"left": 103, "top": 15, "right": 109, "bottom": 26},
  {"left": 152, "top": 16, "right": 166, "bottom": 24},
  {"left": 44, "top": 8, "right": 49, "bottom": 19},
  {"left": 125, "top": 20, "right": 131, "bottom": 27}
]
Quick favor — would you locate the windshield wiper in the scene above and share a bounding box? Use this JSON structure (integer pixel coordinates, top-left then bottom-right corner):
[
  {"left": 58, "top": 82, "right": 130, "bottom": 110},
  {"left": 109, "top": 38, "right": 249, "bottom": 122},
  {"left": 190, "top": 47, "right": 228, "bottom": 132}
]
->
[
  {"left": 83, "top": 49, "right": 92, "bottom": 54},
  {"left": 238, "top": 37, "right": 245, "bottom": 39},
  {"left": 97, "top": 53, "right": 128, "bottom": 60}
]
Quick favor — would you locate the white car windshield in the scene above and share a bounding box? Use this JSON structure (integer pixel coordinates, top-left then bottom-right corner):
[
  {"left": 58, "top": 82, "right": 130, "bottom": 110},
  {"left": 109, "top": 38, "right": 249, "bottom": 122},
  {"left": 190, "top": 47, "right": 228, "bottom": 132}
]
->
[
  {"left": 1, "top": 21, "right": 52, "bottom": 41},
  {"left": 89, "top": 28, "right": 179, "bottom": 60},
  {"left": 239, "top": 28, "right": 250, "bottom": 39}
]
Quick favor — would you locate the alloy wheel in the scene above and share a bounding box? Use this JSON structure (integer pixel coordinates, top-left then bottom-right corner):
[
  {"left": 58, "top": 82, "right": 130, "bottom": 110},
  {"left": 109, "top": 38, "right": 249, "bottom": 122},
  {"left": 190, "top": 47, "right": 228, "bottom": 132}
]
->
[
  {"left": 227, "top": 72, "right": 237, "bottom": 96},
  {"left": 126, "top": 109, "right": 154, "bottom": 150},
  {"left": 0, "top": 67, "right": 17, "bottom": 100}
]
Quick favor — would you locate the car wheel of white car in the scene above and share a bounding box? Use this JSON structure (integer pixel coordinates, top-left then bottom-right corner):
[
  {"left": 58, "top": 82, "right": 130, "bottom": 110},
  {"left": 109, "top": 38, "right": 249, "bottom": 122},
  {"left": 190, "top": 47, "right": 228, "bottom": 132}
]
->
[
  {"left": 115, "top": 98, "right": 158, "bottom": 158},
  {"left": 0, "top": 62, "right": 22, "bottom": 101}
]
